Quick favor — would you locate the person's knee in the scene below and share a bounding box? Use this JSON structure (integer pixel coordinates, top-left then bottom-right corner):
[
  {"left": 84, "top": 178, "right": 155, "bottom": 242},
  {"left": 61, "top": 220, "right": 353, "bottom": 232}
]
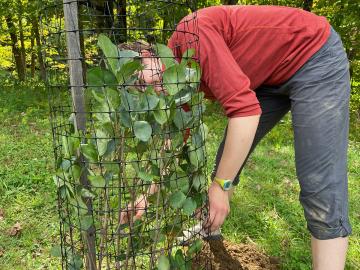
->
[
  {"left": 301, "top": 194, "right": 352, "bottom": 240},
  {"left": 307, "top": 220, "right": 352, "bottom": 240}
]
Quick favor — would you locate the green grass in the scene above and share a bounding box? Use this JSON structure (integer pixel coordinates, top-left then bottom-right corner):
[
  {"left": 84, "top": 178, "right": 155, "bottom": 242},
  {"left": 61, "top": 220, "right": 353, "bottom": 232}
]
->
[
  {"left": 0, "top": 79, "right": 60, "bottom": 269},
  {"left": 0, "top": 80, "right": 359, "bottom": 269}
]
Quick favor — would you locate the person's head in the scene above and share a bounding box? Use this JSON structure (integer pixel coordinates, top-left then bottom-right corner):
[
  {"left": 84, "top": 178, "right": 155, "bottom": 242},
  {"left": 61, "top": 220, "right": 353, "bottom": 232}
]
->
[{"left": 118, "top": 40, "right": 165, "bottom": 94}]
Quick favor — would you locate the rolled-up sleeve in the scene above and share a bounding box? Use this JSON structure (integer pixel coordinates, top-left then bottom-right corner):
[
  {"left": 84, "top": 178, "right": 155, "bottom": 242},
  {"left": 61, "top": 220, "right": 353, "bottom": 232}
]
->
[{"left": 198, "top": 23, "right": 261, "bottom": 118}]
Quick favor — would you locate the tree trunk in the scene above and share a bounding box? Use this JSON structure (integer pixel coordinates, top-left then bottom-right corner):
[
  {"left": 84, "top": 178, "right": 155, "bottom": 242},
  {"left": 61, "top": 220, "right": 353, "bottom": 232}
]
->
[
  {"left": 116, "top": 0, "right": 127, "bottom": 43},
  {"left": 32, "top": 16, "right": 46, "bottom": 81},
  {"left": 303, "top": 0, "right": 313, "bottom": 11},
  {"left": 222, "top": 0, "right": 239, "bottom": 4},
  {"left": 18, "top": 2, "right": 27, "bottom": 80},
  {"left": 85, "top": 0, "right": 114, "bottom": 33},
  {"left": 30, "top": 27, "right": 36, "bottom": 78},
  {"left": 5, "top": 16, "right": 25, "bottom": 81}
]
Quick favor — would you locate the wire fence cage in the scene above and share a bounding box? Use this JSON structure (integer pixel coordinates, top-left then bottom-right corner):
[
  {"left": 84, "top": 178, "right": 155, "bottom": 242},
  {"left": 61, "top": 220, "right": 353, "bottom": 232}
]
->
[{"left": 43, "top": 0, "right": 211, "bottom": 269}]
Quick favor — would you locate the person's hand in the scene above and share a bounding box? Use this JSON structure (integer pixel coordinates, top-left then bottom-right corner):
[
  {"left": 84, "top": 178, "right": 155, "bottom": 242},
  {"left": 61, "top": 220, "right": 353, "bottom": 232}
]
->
[
  {"left": 203, "top": 181, "right": 230, "bottom": 232},
  {"left": 119, "top": 194, "right": 148, "bottom": 225}
]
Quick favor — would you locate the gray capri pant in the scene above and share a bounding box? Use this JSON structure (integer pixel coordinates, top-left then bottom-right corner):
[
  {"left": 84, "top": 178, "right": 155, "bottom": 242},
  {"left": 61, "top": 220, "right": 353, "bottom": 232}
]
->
[{"left": 211, "top": 26, "right": 352, "bottom": 240}]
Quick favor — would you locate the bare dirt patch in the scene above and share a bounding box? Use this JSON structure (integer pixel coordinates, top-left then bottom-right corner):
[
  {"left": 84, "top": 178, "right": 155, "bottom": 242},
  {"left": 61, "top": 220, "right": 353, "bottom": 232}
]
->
[{"left": 193, "top": 239, "right": 280, "bottom": 270}]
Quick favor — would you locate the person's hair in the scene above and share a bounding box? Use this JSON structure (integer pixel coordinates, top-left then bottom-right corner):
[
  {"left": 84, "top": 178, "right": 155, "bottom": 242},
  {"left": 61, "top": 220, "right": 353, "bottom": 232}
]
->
[{"left": 118, "top": 40, "right": 154, "bottom": 53}]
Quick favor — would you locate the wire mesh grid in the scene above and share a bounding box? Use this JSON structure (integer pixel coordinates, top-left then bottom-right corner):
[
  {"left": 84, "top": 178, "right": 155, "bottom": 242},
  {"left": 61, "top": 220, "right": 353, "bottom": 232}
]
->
[{"left": 42, "top": 0, "right": 211, "bottom": 269}]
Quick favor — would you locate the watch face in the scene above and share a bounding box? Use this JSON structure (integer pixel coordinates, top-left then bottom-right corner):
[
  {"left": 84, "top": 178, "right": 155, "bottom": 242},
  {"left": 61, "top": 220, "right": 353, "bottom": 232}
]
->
[{"left": 224, "top": 181, "right": 232, "bottom": 190}]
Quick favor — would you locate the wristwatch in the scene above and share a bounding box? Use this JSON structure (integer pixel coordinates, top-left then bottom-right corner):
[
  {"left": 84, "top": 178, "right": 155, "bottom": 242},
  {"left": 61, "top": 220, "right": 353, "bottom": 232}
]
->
[{"left": 213, "top": 176, "right": 233, "bottom": 191}]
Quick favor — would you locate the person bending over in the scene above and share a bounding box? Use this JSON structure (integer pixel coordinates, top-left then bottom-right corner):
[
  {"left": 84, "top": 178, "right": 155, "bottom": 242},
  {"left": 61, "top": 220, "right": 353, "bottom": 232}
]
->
[{"left": 122, "top": 5, "right": 352, "bottom": 270}]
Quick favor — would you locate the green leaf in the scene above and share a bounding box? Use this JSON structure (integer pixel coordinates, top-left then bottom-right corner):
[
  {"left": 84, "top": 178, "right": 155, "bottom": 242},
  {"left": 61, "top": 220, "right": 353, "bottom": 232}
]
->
[
  {"left": 153, "top": 98, "right": 169, "bottom": 125},
  {"left": 94, "top": 111, "right": 111, "bottom": 123},
  {"left": 81, "top": 188, "right": 96, "bottom": 199},
  {"left": 174, "top": 249, "right": 186, "bottom": 269},
  {"left": 117, "top": 59, "right": 142, "bottom": 84},
  {"left": 169, "top": 191, "right": 186, "bottom": 209},
  {"left": 119, "top": 108, "right": 132, "bottom": 128},
  {"left": 189, "top": 145, "right": 205, "bottom": 169},
  {"left": 187, "top": 61, "right": 201, "bottom": 88},
  {"left": 87, "top": 67, "right": 117, "bottom": 88},
  {"left": 69, "top": 165, "right": 82, "bottom": 182},
  {"left": 155, "top": 43, "right": 176, "bottom": 69},
  {"left": 182, "top": 48, "right": 195, "bottom": 60},
  {"left": 191, "top": 133, "right": 203, "bottom": 149},
  {"left": 174, "top": 87, "right": 192, "bottom": 106},
  {"left": 118, "top": 50, "right": 139, "bottom": 68},
  {"left": 169, "top": 132, "right": 184, "bottom": 149},
  {"left": 68, "top": 252, "right": 83, "bottom": 270},
  {"left": 88, "top": 175, "right": 106, "bottom": 188},
  {"left": 120, "top": 90, "right": 137, "bottom": 111},
  {"left": 98, "top": 34, "right": 120, "bottom": 74},
  {"left": 136, "top": 141, "right": 148, "bottom": 154},
  {"left": 157, "top": 254, "right": 170, "bottom": 270},
  {"left": 198, "top": 122, "right": 209, "bottom": 142},
  {"left": 138, "top": 169, "right": 154, "bottom": 182},
  {"left": 91, "top": 87, "right": 120, "bottom": 111},
  {"left": 80, "top": 143, "right": 98, "bottom": 162},
  {"left": 163, "top": 65, "right": 187, "bottom": 95},
  {"left": 191, "top": 103, "right": 206, "bottom": 122},
  {"left": 50, "top": 245, "right": 62, "bottom": 257},
  {"left": 73, "top": 195, "right": 88, "bottom": 216},
  {"left": 104, "top": 163, "right": 120, "bottom": 175},
  {"left": 134, "top": 121, "right": 152, "bottom": 142},
  {"left": 105, "top": 87, "right": 121, "bottom": 110},
  {"left": 53, "top": 176, "right": 65, "bottom": 188},
  {"left": 187, "top": 239, "right": 203, "bottom": 256},
  {"left": 140, "top": 93, "right": 160, "bottom": 111},
  {"left": 173, "top": 108, "right": 192, "bottom": 130},
  {"left": 80, "top": 215, "right": 93, "bottom": 230},
  {"left": 192, "top": 173, "right": 207, "bottom": 191},
  {"left": 95, "top": 129, "right": 111, "bottom": 156},
  {"left": 62, "top": 135, "right": 71, "bottom": 158},
  {"left": 60, "top": 159, "right": 71, "bottom": 171},
  {"left": 170, "top": 173, "right": 189, "bottom": 193},
  {"left": 131, "top": 160, "right": 140, "bottom": 174},
  {"left": 183, "top": 197, "right": 197, "bottom": 216},
  {"left": 190, "top": 91, "right": 205, "bottom": 105},
  {"left": 101, "top": 122, "right": 115, "bottom": 136},
  {"left": 193, "top": 192, "right": 207, "bottom": 209}
]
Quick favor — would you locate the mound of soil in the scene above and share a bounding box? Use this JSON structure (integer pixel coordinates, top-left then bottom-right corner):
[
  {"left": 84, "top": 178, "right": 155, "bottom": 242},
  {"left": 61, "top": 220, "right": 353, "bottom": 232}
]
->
[{"left": 192, "top": 239, "right": 280, "bottom": 270}]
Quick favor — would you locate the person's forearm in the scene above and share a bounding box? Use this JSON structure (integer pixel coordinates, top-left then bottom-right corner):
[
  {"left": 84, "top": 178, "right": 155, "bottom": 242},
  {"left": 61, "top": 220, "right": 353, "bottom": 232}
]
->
[{"left": 215, "top": 115, "right": 260, "bottom": 182}]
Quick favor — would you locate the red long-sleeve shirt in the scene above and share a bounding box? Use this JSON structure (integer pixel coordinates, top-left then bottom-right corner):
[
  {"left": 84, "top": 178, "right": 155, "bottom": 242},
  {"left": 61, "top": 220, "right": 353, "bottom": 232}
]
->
[{"left": 168, "top": 5, "right": 331, "bottom": 117}]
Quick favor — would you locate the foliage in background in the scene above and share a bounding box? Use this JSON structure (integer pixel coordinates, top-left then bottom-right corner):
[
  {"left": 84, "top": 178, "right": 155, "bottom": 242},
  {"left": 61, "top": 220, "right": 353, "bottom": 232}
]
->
[{"left": 0, "top": 0, "right": 359, "bottom": 117}]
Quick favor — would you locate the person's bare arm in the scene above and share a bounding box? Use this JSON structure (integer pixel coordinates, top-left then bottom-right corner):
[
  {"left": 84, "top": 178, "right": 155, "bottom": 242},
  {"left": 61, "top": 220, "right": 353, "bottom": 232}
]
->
[{"left": 204, "top": 114, "right": 260, "bottom": 232}]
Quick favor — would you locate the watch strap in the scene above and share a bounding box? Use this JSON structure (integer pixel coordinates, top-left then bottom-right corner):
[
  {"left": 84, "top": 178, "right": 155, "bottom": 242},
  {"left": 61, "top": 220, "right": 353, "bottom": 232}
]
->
[{"left": 214, "top": 176, "right": 233, "bottom": 191}]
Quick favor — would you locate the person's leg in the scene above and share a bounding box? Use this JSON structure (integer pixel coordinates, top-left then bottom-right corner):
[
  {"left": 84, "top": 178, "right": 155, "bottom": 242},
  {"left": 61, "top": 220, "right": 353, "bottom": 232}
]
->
[
  {"left": 288, "top": 27, "right": 352, "bottom": 269},
  {"left": 311, "top": 236, "right": 348, "bottom": 270}
]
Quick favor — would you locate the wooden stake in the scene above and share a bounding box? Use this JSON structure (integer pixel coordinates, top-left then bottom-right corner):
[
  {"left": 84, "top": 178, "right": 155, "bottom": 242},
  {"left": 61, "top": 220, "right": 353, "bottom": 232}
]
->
[{"left": 63, "top": 1, "right": 97, "bottom": 269}]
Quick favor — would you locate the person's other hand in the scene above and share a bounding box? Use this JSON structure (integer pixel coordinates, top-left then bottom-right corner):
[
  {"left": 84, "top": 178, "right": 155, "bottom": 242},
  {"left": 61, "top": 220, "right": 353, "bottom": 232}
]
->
[
  {"left": 203, "top": 181, "right": 230, "bottom": 232},
  {"left": 119, "top": 194, "right": 148, "bottom": 225}
]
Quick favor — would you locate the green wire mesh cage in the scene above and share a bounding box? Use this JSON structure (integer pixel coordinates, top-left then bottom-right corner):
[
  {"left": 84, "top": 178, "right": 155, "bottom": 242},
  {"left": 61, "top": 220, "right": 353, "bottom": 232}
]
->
[{"left": 42, "top": 0, "right": 211, "bottom": 269}]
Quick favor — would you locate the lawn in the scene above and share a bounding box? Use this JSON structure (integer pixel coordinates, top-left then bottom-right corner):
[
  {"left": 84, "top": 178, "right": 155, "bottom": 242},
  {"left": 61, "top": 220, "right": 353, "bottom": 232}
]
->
[{"left": 0, "top": 80, "right": 359, "bottom": 269}]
